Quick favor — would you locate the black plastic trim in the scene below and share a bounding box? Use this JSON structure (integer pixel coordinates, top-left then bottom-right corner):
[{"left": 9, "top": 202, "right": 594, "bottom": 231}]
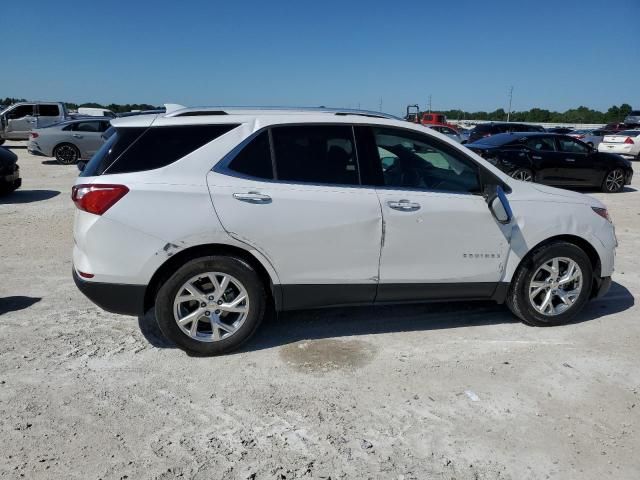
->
[
  {"left": 277, "top": 282, "right": 502, "bottom": 311},
  {"left": 376, "top": 282, "right": 497, "bottom": 303},
  {"left": 73, "top": 269, "right": 145, "bottom": 316}
]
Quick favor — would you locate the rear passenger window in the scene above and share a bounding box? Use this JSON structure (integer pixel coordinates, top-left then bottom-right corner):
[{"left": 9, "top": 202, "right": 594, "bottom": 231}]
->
[
  {"left": 228, "top": 131, "right": 273, "bottom": 179},
  {"left": 81, "top": 124, "right": 238, "bottom": 176},
  {"left": 526, "top": 137, "right": 555, "bottom": 151},
  {"left": 38, "top": 104, "right": 60, "bottom": 116},
  {"left": 271, "top": 125, "right": 359, "bottom": 185},
  {"left": 75, "top": 121, "right": 101, "bottom": 132}
]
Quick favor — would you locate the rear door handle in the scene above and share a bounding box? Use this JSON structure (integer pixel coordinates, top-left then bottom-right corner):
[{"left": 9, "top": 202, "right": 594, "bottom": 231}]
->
[
  {"left": 72, "top": 134, "right": 82, "bottom": 138},
  {"left": 565, "top": 158, "right": 575, "bottom": 162},
  {"left": 387, "top": 199, "right": 420, "bottom": 211},
  {"left": 532, "top": 155, "right": 542, "bottom": 160},
  {"left": 233, "top": 191, "right": 272, "bottom": 204}
]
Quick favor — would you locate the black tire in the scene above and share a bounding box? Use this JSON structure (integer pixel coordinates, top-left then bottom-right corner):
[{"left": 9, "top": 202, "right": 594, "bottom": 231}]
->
[
  {"left": 53, "top": 143, "right": 80, "bottom": 165},
  {"left": 154, "top": 255, "right": 266, "bottom": 355},
  {"left": 510, "top": 168, "right": 534, "bottom": 182},
  {"left": 506, "top": 241, "right": 593, "bottom": 326},
  {"left": 601, "top": 168, "right": 625, "bottom": 193}
]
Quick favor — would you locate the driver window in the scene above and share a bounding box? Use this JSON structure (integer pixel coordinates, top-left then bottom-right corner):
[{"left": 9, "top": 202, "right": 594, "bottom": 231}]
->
[
  {"left": 373, "top": 127, "right": 480, "bottom": 193},
  {"left": 7, "top": 104, "right": 34, "bottom": 119}
]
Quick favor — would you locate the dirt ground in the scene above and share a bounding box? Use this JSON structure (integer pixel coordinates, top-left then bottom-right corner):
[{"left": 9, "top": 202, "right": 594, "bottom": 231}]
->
[{"left": 1, "top": 141, "right": 638, "bottom": 480}]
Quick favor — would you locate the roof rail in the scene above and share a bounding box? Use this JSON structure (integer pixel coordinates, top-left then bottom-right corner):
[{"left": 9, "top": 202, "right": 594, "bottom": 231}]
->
[{"left": 164, "top": 105, "right": 401, "bottom": 120}]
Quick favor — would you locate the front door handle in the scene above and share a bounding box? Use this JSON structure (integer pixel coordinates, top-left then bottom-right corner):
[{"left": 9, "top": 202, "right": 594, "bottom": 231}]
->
[
  {"left": 532, "top": 155, "right": 542, "bottom": 160},
  {"left": 565, "top": 158, "right": 575, "bottom": 162},
  {"left": 387, "top": 199, "right": 420, "bottom": 211},
  {"left": 233, "top": 191, "right": 272, "bottom": 204},
  {"left": 72, "top": 134, "right": 83, "bottom": 138}
]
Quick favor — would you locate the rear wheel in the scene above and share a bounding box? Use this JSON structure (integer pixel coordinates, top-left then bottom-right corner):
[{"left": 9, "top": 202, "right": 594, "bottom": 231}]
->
[
  {"left": 601, "top": 168, "right": 625, "bottom": 193},
  {"left": 54, "top": 143, "right": 80, "bottom": 165},
  {"left": 510, "top": 168, "right": 534, "bottom": 182},
  {"left": 155, "top": 256, "right": 266, "bottom": 355},
  {"left": 506, "top": 242, "right": 593, "bottom": 326}
]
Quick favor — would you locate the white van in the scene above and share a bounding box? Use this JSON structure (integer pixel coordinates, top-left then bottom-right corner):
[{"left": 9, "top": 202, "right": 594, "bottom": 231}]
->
[{"left": 77, "top": 107, "right": 116, "bottom": 118}]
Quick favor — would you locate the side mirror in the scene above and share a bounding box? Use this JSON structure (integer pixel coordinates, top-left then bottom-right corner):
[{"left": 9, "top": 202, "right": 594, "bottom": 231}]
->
[
  {"left": 77, "top": 161, "right": 86, "bottom": 172},
  {"left": 485, "top": 185, "right": 512, "bottom": 224}
]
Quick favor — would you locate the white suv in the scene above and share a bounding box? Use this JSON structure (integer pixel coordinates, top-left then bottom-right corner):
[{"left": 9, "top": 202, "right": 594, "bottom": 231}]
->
[{"left": 72, "top": 107, "right": 617, "bottom": 355}]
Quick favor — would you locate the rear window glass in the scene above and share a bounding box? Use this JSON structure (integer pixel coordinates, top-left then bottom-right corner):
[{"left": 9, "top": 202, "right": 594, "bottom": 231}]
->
[
  {"left": 81, "top": 124, "right": 238, "bottom": 176},
  {"left": 618, "top": 130, "right": 640, "bottom": 136},
  {"left": 469, "top": 133, "right": 516, "bottom": 146},
  {"left": 228, "top": 131, "right": 273, "bottom": 179}
]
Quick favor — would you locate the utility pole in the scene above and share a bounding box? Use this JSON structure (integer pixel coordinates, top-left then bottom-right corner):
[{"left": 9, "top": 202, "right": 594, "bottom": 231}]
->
[
  {"left": 507, "top": 86, "right": 514, "bottom": 122},
  {"left": 428, "top": 95, "right": 432, "bottom": 113},
  {"left": 379, "top": 97, "right": 383, "bottom": 112}
]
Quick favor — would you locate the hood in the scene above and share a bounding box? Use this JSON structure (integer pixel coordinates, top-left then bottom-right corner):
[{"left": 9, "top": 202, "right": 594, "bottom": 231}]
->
[{"left": 508, "top": 180, "right": 605, "bottom": 209}]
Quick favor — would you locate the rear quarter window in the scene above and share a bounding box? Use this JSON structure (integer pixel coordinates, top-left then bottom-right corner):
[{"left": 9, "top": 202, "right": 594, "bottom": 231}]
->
[{"left": 81, "top": 124, "right": 239, "bottom": 176}]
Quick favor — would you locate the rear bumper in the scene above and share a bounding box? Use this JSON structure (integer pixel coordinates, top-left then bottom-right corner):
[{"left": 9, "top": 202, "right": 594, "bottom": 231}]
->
[{"left": 73, "top": 269, "right": 146, "bottom": 316}]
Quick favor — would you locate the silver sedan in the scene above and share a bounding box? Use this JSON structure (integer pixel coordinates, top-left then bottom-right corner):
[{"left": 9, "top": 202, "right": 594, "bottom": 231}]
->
[{"left": 28, "top": 118, "right": 111, "bottom": 164}]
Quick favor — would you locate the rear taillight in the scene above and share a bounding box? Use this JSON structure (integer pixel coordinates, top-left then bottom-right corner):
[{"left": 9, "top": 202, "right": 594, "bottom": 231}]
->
[
  {"left": 624, "top": 137, "right": 634, "bottom": 144},
  {"left": 71, "top": 184, "right": 129, "bottom": 215},
  {"left": 30, "top": 132, "right": 39, "bottom": 139}
]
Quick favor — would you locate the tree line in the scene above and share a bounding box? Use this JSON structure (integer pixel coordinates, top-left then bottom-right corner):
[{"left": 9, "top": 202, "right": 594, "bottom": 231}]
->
[
  {"left": 0, "top": 98, "right": 160, "bottom": 113},
  {"left": 2, "top": 97, "right": 634, "bottom": 123},
  {"left": 439, "top": 104, "right": 634, "bottom": 124}
]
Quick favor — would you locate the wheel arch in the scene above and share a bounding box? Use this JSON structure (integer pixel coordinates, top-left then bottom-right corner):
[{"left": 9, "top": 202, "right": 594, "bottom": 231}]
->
[
  {"left": 509, "top": 234, "right": 602, "bottom": 296},
  {"left": 53, "top": 141, "right": 80, "bottom": 158},
  {"left": 143, "top": 243, "right": 280, "bottom": 313}
]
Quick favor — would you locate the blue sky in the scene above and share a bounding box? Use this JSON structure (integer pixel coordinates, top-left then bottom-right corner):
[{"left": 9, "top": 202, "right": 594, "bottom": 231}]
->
[{"left": 2, "top": 0, "right": 638, "bottom": 115}]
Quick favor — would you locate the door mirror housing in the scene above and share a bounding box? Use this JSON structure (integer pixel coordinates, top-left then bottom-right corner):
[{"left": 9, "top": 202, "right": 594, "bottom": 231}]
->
[{"left": 485, "top": 184, "right": 513, "bottom": 224}]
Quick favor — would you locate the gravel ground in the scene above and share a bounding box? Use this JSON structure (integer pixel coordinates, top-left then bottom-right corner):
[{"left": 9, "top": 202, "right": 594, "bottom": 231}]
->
[{"left": 1, "top": 141, "right": 639, "bottom": 479}]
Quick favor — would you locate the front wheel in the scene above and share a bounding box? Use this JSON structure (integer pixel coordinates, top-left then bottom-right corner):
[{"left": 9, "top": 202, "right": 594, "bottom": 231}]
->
[
  {"left": 510, "top": 168, "right": 534, "bottom": 182},
  {"left": 155, "top": 256, "right": 266, "bottom": 355},
  {"left": 601, "top": 168, "right": 625, "bottom": 193},
  {"left": 506, "top": 242, "right": 593, "bottom": 326},
  {"left": 54, "top": 143, "right": 80, "bottom": 165}
]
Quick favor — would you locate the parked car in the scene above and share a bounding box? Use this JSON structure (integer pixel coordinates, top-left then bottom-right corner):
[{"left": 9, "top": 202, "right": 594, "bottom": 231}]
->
[
  {"left": 468, "top": 122, "right": 545, "bottom": 143},
  {"left": 597, "top": 130, "right": 640, "bottom": 161},
  {"left": 546, "top": 127, "right": 573, "bottom": 134},
  {"left": 624, "top": 110, "right": 640, "bottom": 125},
  {"left": 568, "top": 129, "right": 611, "bottom": 149},
  {"left": 424, "top": 123, "right": 464, "bottom": 143},
  {"left": 28, "top": 118, "right": 111, "bottom": 164},
  {"left": 603, "top": 122, "right": 633, "bottom": 132},
  {"left": 467, "top": 132, "right": 632, "bottom": 192},
  {"left": 77, "top": 107, "right": 117, "bottom": 118},
  {"left": 0, "top": 102, "right": 68, "bottom": 144},
  {"left": 0, "top": 146, "right": 21, "bottom": 194},
  {"left": 71, "top": 107, "right": 618, "bottom": 355}
]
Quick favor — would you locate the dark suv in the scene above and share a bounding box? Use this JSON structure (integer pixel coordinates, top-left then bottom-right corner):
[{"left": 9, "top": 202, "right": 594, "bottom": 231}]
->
[{"left": 468, "top": 122, "right": 545, "bottom": 143}]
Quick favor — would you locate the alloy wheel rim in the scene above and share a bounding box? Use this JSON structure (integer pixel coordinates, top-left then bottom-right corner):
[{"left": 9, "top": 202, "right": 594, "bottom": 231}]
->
[
  {"left": 513, "top": 170, "right": 533, "bottom": 182},
  {"left": 528, "top": 257, "right": 583, "bottom": 316},
  {"left": 173, "top": 272, "right": 249, "bottom": 342},
  {"left": 605, "top": 170, "right": 623, "bottom": 192},
  {"left": 57, "top": 145, "right": 77, "bottom": 164}
]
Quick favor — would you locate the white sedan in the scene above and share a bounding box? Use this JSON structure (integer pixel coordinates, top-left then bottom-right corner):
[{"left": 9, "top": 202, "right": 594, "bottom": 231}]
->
[{"left": 598, "top": 130, "right": 640, "bottom": 160}]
